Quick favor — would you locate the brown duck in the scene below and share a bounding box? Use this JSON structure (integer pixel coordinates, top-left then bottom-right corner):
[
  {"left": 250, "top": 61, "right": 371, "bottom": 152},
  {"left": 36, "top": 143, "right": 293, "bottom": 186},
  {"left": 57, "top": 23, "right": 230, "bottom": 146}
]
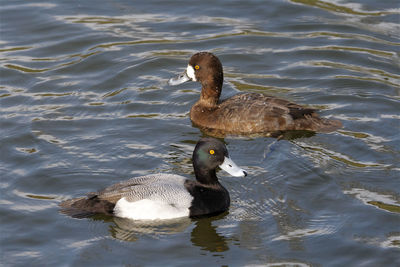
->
[{"left": 169, "top": 52, "right": 341, "bottom": 137}]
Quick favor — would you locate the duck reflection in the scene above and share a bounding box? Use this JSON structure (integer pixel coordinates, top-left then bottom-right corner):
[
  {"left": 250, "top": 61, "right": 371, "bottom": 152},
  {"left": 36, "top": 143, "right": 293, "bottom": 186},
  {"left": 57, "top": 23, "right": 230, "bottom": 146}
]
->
[
  {"left": 89, "top": 212, "right": 229, "bottom": 252},
  {"left": 190, "top": 212, "right": 229, "bottom": 252},
  {"left": 199, "top": 126, "right": 316, "bottom": 140},
  {"left": 109, "top": 216, "right": 192, "bottom": 242}
]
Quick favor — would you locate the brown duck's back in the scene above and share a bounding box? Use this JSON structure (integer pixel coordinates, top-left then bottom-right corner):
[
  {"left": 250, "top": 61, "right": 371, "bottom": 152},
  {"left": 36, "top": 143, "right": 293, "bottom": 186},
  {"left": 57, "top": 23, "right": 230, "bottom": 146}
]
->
[{"left": 190, "top": 93, "right": 342, "bottom": 135}]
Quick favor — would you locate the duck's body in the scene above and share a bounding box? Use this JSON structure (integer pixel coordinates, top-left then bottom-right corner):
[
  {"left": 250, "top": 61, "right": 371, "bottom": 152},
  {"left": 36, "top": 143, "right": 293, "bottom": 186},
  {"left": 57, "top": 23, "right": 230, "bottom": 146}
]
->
[
  {"left": 191, "top": 92, "right": 341, "bottom": 135},
  {"left": 60, "top": 138, "right": 246, "bottom": 220},
  {"left": 169, "top": 52, "right": 341, "bottom": 137}
]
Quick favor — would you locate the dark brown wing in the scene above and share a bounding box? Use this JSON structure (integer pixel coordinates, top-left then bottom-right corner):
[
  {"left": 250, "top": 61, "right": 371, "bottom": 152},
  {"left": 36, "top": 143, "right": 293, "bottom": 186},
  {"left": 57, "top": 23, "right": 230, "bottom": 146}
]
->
[{"left": 217, "top": 93, "right": 318, "bottom": 132}]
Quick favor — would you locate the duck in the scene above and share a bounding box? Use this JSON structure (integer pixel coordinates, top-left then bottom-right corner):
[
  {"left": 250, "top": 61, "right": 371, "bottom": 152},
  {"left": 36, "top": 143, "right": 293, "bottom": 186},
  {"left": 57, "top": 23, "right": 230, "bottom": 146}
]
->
[
  {"left": 60, "top": 138, "right": 247, "bottom": 220},
  {"left": 168, "top": 52, "right": 342, "bottom": 137}
]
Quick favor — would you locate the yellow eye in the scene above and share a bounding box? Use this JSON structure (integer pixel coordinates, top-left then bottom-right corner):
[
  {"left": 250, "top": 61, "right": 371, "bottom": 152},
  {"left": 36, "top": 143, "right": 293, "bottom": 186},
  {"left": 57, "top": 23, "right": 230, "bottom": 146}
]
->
[
  {"left": 209, "top": 149, "right": 215, "bottom": 155},
  {"left": 194, "top": 65, "right": 200, "bottom": 70}
]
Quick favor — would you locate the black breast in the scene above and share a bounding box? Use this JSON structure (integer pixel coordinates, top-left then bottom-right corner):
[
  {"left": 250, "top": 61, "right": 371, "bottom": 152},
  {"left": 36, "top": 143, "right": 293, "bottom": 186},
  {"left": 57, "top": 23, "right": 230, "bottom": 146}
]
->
[{"left": 184, "top": 180, "right": 230, "bottom": 218}]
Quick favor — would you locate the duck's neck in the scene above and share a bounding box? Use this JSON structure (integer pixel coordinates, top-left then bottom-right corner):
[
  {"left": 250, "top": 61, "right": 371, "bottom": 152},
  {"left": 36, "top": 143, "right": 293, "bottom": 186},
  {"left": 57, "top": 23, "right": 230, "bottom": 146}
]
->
[
  {"left": 198, "top": 78, "right": 222, "bottom": 108},
  {"left": 194, "top": 166, "right": 219, "bottom": 185}
]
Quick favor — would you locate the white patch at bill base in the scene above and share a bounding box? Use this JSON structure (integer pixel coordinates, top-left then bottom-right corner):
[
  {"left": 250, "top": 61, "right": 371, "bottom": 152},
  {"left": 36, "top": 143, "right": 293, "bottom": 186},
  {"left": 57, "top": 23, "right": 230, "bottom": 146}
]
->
[{"left": 186, "top": 65, "right": 196, "bottom": 81}]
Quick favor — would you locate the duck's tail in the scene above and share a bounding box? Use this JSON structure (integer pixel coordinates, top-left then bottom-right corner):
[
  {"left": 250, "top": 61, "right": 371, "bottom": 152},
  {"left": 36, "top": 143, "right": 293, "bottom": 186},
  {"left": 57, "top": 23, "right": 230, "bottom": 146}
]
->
[
  {"left": 313, "top": 117, "right": 342, "bottom": 133},
  {"left": 294, "top": 114, "right": 342, "bottom": 133},
  {"left": 59, "top": 195, "right": 115, "bottom": 218}
]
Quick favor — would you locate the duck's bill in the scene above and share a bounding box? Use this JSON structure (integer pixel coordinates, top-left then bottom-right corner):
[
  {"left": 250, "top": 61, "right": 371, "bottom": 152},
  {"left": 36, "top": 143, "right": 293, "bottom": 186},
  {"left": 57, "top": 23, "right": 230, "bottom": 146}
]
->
[
  {"left": 219, "top": 156, "right": 247, "bottom": 177},
  {"left": 168, "top": 71, "right": 190, "bottom": 86}
]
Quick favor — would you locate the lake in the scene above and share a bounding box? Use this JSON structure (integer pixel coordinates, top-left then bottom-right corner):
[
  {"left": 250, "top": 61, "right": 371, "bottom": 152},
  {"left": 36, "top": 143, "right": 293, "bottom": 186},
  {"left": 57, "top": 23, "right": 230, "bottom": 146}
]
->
[{"left": 1, "top": 0, "right": 399, "bottom": 266}]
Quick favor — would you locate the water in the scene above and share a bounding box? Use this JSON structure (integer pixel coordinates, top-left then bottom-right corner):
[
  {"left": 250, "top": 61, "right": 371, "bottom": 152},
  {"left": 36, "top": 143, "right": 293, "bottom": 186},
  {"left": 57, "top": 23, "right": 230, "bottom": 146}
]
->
[{"left": 1, "top": 0, "right": 399, "bottom": 266}]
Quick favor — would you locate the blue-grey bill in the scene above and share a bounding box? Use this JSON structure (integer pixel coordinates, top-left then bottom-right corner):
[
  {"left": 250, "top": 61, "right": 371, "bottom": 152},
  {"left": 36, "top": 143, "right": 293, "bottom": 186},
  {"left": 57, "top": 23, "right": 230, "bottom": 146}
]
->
[
  {"left": 168, "top": 71, "right": 190, "bottom": 86},
  {"left": 219, "top": 156, "right": 247, "bottom": 177}
]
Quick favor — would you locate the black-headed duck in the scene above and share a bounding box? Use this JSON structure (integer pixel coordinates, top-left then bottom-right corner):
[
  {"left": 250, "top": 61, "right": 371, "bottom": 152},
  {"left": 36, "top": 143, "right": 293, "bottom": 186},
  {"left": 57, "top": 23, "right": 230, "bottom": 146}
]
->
[
  {"left": 169, "top": 52, "right": 342, "bottom": 137},
  {"left": 60, "top": 138, "right": 247, "bottom": 220}
]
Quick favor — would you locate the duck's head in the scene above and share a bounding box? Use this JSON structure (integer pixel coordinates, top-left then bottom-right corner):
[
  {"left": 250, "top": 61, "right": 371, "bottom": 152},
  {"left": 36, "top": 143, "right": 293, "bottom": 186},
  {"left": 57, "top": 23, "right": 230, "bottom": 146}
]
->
[
  {"left": 192, "top": 137, "right": 247, "bottom": 184},
  {"left": 169, "top": 52, "right": 223, "bottom": 106}
]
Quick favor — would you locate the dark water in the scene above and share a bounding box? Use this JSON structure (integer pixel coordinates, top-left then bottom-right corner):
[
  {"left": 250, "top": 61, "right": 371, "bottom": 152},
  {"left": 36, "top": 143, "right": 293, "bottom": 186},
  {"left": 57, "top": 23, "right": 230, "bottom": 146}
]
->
[{"left": 1, "top": 0, "right": 399, "bottom": 266}]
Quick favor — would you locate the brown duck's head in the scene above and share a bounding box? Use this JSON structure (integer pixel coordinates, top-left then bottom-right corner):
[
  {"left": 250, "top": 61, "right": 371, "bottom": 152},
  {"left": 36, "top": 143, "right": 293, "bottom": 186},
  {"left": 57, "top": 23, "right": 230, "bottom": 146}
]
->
[{"left": 169, "top": 52, "right": 224, "bottom": 106}]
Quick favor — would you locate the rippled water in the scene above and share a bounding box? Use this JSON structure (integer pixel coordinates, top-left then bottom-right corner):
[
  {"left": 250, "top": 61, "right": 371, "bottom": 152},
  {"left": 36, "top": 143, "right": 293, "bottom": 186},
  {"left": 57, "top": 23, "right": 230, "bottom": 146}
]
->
[{"left": 1, "top": 0, "right": 399, "bottom": 266}]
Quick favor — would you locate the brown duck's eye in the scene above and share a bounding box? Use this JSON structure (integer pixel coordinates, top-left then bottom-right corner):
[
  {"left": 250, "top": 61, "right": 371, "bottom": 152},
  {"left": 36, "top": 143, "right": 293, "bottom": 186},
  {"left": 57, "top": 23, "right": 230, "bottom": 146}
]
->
[
  {"left": 194, "top": 65, "right": 200, "bottom": 70},
  {"left": 209, "top": 149, "right": 215, "bottom": 155}
]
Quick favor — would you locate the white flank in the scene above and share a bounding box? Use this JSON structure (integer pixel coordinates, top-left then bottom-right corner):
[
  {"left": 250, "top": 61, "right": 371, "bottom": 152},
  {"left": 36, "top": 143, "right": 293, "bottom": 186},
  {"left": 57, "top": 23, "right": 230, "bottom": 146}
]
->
[{"left": 114, "top": 197, "right": 192, "bottom": 220}]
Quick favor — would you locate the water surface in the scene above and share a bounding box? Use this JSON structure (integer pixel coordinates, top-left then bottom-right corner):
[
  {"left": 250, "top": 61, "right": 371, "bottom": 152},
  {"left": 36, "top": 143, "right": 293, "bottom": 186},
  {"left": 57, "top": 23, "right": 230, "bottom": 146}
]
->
[{"left": 1, "top": 0, "right": 399, "bottom": 266}]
